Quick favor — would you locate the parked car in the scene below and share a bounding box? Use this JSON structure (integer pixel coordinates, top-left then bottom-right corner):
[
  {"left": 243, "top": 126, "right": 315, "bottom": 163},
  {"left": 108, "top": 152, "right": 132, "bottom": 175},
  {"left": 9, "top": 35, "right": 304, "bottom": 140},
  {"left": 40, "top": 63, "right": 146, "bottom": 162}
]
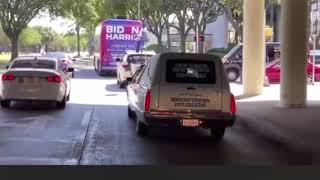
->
[
  {"left": 265, "top": 59, "right": 320, "bottom": 83},
  {"left": 116, "top": 50, "right": 156, "bottom": 88},
  {"left": 0, "top": 56, "right": 72, "bottom": 109},
  {"left": 222, "top": 42, "right": 281, "bottom": 81},
  {"left": 126, "top": 53, "right": 236, "bottom": 141},
  {"left": 43, "top": 52, "right": 76, "bottom": 78}
]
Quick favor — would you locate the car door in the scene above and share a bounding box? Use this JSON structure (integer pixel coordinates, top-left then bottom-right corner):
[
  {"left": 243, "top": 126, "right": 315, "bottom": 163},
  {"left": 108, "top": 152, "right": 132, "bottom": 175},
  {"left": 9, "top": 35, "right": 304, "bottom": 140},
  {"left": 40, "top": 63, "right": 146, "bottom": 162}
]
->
[
  {"left": 266, "top": 61, "right": 281, "bottom": 82},
  {"left": 57, "top": 61, "right": 69, "bottom": 95},
  {"left": 127, "top": 65, "right": 146, "bottom": 110}
]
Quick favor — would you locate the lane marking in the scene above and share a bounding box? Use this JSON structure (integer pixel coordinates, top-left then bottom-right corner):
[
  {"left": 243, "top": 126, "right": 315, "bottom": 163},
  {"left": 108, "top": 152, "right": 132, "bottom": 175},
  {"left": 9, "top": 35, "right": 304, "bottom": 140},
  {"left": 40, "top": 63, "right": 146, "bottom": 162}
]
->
[
  {"left": 1, "top": 137, "right": 72, "bottom": 144},
  {"left": 81, "top": 111, "right": 92, "bottom": 127},
  {"left": 75, "top": 110, "right": 94, "bottom": 142},
  {"left": 0, "top": 157, "right": 78, "bottom": 165},
  {"left": 0, "top": 123, "right": 29, "bottom": 128},
  {"left": 20, "top": 115, "right": 55, "bottom": 121}
]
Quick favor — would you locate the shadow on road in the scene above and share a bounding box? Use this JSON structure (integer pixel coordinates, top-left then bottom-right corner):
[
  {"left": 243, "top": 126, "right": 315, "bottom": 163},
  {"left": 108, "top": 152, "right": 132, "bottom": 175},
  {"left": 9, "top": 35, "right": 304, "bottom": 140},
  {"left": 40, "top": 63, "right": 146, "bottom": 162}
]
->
[
  {"left": 105, "top": 83, "right": 126, "bottom": 93},
  {"left": 73, "top": 69, "right": 115, "bottom": 80},
  {"left": 3, "top": 101, "right": 61, "bottom": 112}
]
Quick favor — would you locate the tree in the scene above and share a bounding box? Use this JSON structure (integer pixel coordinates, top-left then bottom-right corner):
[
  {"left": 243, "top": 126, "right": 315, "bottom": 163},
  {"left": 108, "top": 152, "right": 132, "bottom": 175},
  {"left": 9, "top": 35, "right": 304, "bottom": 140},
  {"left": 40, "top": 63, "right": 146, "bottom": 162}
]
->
[
  {"left": 221, "top": 0, "right": 243, "bottom": 43},
  {"left": 141, "top": 0, "right": 170, "bottom": 53},
  {"left": 20, "top": 27, "right": 41, "bottom": 49},
  {"left": 104, "top": 0, "right": 140, "bottom": 20},
  {"left": 167, "top": 0, "right": 193, "bottom": 52},
  {"left": 52, "top": 34, "right": 68, "bottom": 51},
  {"left": 0, "top": 0, "right": 58, "bottom": 60},
  {"left": 0, "top": 26, "right": 10, "bottom": 49},
  {"left": 188, "top": 0, "right": 224, "bottom": 53},
  {"left": 34, "top": 26, "right": 57, "bottom": 51}
]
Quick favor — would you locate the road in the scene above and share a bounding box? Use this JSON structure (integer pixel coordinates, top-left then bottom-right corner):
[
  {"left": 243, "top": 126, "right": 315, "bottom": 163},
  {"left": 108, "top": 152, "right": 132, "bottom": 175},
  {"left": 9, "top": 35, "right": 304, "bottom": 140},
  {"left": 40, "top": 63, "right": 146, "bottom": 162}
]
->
[{"left": 0, "top": 62, "right": 318, "bottom": 165}]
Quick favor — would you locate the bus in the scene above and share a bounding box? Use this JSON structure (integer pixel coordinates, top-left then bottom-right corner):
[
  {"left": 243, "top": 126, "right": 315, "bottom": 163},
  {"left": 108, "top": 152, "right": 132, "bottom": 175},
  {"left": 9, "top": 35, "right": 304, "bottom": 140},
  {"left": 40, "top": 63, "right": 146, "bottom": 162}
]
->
[{"left": 93, "top": 19, "right": 144, "bottom": 76}]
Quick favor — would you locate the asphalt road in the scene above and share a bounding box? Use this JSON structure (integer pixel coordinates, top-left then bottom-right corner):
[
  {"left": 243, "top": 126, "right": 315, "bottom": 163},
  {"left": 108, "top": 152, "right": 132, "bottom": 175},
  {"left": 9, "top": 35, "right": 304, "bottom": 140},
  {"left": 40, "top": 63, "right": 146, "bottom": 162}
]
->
[{"left": 0, "top": 62, "right": 318, "bottom": 165}]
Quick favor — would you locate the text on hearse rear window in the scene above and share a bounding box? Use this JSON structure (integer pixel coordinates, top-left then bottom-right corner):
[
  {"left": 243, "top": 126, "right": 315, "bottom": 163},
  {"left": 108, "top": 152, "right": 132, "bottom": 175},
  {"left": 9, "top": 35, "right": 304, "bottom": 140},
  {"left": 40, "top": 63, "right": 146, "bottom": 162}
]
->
[{"left": 166, "top": 60, "right": 216, "bottom": 84}]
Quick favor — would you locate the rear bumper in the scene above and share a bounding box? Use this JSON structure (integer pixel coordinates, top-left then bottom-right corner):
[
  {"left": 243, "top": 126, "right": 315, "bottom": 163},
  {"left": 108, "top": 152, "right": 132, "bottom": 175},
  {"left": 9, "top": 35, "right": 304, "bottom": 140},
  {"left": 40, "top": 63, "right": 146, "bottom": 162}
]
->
[
  {"left": 143, "top": 113, "right": 236, "bottom": 128},
  {"left": 1, "top": 86, "right": 64, "bottom": 102}
]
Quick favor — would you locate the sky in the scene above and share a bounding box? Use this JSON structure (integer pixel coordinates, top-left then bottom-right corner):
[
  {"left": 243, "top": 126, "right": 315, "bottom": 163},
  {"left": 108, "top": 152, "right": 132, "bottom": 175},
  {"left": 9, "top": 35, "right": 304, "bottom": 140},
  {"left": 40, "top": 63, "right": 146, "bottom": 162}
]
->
[{"left": 28, "top": 12, "right": 76, "bottom": 34}]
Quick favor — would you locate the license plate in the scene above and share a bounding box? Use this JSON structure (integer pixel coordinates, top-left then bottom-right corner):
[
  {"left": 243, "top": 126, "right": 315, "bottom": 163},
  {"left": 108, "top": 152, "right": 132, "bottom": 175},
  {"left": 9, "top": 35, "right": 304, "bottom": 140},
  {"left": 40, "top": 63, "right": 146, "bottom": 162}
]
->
[
  {"left": 19, "top": 78, "right": 40, "bottom": 86},
  {"left": 182, "top": 119, "right": 200, "bottom": 127}
]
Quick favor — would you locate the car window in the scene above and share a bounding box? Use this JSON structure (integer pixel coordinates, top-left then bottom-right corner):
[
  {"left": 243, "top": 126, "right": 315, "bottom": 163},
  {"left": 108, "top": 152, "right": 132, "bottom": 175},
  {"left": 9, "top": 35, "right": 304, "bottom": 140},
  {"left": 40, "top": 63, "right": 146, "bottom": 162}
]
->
[
  {"left": 266, "top": 45, "right": 280, "bottom": 62},
  {"left": 45, "top": 53, "right": 65, "bottom": 60},
  {"left": 166, "top": 60, "right": 216, "bottom": 84},
  {"left": 230, "top": 46, "right": 243, "bottom": 62},
  {"left": 11, "top": 60, "right": 56, "bottom": 69},
  {"left": 58, "top": 61, "right": 65, "bottom": 71},
  {"left": 132, "top": 65, "right": 145, "bottom": 83},
  {"left": 135, "top": 66, "right": 146, "bottom": 84},
  {"left": 11, "top": 61, "right": 33, "bottom": 68},
  {"left": 128, "top": 55, "right": 153, "bottom": 64},
  {"left": 35, "top": 61, "right": 56, "bottom": 69}
]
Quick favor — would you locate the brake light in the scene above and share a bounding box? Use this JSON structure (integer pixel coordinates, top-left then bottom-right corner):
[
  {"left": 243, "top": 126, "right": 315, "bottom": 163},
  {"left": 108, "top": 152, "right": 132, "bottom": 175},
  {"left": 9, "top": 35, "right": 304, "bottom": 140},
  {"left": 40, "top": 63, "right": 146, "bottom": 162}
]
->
[
  {"left": 122, "top": 63, "right": 129, "bottom": 69},
  {"left": 2, "top": 74, "right": 15, "bottom": 81},
  {"left": 144, "top": 90, "right": 151, "bottom": 112},
  {"left": 47, "top": 75, "right": 62, "bottom": 83},
  {"left": 230, "top": 93, "right": 236, "bottom": 115}
]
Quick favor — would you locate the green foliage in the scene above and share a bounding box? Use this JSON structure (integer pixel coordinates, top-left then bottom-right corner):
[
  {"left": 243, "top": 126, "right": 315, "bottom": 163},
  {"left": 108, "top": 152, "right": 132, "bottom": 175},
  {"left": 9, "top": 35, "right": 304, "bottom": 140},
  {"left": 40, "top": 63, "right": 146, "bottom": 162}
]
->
[
  {"left": 33, "top": 26, "right": 58, "bottom": 49},
  {"left": 0, "top": 0, "right": 60, "bottom": 59},
  {"left": 0, "top": 26, "right": 10, "bottom": 47},
  {"left": 20, "top": 27, "right": 41, "bottom": 47}
]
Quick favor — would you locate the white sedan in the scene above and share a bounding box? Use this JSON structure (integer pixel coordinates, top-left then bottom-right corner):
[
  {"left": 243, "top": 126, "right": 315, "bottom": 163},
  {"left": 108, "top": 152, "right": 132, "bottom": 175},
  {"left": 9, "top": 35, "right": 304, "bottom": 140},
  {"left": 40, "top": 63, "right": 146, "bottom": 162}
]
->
[{"left": 0, "top": 56, "right": 72, "bottom": 109}]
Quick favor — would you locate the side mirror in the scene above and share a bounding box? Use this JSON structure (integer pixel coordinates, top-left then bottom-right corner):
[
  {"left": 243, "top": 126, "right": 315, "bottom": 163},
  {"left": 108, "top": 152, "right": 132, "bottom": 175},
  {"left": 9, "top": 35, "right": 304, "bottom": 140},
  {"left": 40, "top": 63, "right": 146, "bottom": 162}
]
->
[
  {"left": 236, "top": 55, "right": 242, "bottom": 59},
  {"left": 126, "top": 77, "right": 133, "bottom": 82},
  {"left": 67, "top": 67, "right": 74, "bottom": 72},
  {"left": 116, "top": 58, "right": 121, "bottom": 62}
]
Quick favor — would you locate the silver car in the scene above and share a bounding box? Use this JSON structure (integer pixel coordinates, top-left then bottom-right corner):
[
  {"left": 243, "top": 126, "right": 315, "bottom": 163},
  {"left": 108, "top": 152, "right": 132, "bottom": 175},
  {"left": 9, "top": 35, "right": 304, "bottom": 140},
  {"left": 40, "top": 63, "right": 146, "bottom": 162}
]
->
[
  {"left": 0, "top": 56, "right": 72, "bottom": 109},
  {"left": 116, "top": 51, "right": 155, "bottom": 88},
  {"left": 126, "top": 53, "right": 236, "bottom": 141}
]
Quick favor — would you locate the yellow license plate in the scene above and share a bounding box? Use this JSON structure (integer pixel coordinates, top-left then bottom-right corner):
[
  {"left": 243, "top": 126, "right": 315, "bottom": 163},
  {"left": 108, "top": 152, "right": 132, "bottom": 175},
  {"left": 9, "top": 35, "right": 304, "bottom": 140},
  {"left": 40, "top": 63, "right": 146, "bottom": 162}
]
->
[{"left": 182, "top": 119, "right": 200, "bottom": 127}]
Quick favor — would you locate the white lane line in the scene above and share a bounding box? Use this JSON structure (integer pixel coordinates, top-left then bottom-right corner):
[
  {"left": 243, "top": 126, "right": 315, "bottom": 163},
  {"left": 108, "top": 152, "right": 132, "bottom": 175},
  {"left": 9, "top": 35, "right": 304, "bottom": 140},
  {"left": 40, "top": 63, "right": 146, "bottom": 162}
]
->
[
  {"left": 75, "top": 110, "right": 93, "bottom": 142},
  {"left": 1, "top": 137, "right": 72, "bottom": 144},
  {"left": 0, "top": 123, "right": 29, "bottom": 128},
  {"left": 81, "top": 110, "right": 93, "bottom": 127},
  {"left": 0, "top": 157, "right": 78, "bottom": 165}
]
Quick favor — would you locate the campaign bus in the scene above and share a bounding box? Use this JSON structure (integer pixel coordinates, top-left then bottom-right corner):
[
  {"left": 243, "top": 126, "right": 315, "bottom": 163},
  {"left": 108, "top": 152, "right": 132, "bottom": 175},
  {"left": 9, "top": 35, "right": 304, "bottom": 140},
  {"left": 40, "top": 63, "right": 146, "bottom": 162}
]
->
[{"left": 94, "top": 19, "right": 144, "bottom": 76}]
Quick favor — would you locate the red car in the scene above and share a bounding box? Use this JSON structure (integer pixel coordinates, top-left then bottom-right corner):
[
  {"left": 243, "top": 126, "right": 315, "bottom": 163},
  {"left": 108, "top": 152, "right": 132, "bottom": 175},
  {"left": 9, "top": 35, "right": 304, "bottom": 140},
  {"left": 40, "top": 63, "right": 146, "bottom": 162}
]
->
[{"left": 265, "top": 59, "right": 320, "bottom": 83}]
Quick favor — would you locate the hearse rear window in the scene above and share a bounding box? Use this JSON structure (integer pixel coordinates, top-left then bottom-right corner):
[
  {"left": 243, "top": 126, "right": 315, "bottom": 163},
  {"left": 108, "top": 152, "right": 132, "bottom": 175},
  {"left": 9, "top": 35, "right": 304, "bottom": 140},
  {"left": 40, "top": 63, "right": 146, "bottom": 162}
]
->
[
  {"left": 128, "top": 55, "right": 153, "bottom": 64},
  {"left": 166, "top": 60, "right": 216, "bottom": 84}
]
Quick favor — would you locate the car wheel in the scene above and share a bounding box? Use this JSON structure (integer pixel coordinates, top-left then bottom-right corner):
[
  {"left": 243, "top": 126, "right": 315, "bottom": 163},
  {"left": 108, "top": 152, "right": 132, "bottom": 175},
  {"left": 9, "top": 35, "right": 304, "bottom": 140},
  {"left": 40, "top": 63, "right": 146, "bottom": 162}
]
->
[
  {"left": 56, "top": 96, "right": 66, "bottom": 109},
  {"left": 128, "top": 106, "right": 135, "bottom": 119},
  {"left": 210, "top": 127, "right": 226, "bottom": 142},
  {"left": 0, "top": 100, "right": 10, "bottom": 108},
  {"left": 66, "top": 92, "right": 71, "bottom": 102},
  {"left": 136, "top": 120, "right": 149, "bottom": 136},
  {"left": 226, "top": 68, "right": 240, "bottom": 82}
]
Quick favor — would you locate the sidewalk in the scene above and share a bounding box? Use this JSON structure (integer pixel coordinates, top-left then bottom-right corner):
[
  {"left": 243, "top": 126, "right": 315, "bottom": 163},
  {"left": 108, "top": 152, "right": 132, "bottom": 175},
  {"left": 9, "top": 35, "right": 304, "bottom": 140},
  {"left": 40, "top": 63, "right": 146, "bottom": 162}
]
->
[{"left": 231, "top": 83, "right": 320, "bottom": 154}]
